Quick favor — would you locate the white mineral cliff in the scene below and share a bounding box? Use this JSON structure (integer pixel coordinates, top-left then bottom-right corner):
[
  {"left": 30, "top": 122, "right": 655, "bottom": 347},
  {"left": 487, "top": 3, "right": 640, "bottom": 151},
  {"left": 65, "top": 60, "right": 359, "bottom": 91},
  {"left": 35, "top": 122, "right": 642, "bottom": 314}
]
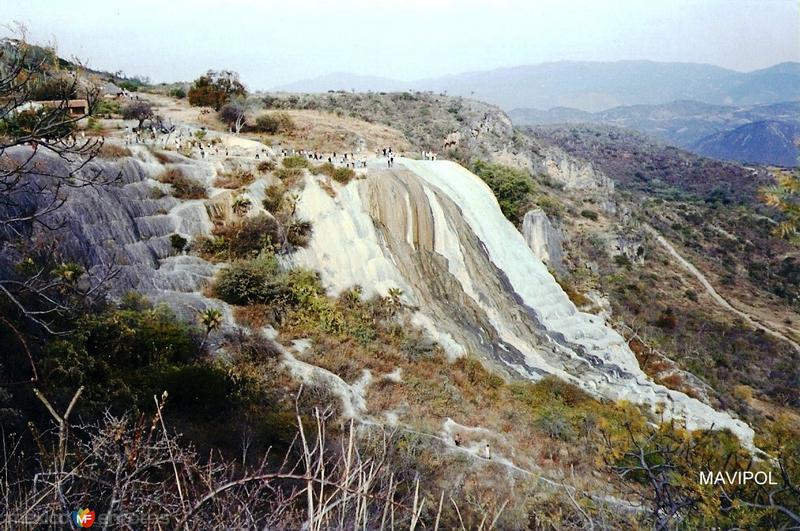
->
[
  {"left": 521, "top": 208, "right": 564, "bottom": 272},
  {"left": 292, "top": 158, "right": 755, "bottom": 447}
]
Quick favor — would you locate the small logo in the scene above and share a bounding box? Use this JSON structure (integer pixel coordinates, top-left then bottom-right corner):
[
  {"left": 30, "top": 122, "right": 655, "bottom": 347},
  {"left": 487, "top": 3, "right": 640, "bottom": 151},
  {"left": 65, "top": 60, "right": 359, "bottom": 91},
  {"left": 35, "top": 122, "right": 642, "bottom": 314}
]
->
[{"left": 71, "top": 508, "right": 95, "bottom": 528}]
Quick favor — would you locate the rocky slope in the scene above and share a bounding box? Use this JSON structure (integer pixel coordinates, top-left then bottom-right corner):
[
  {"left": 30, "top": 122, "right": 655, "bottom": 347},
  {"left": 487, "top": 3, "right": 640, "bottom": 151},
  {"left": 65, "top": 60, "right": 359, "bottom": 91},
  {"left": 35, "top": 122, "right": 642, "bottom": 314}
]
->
[
  {"left": 690, "top": 120, "right": 800, "bottom": 166},
  {"left": 510, "top": 100, "right": 800, "bottom": 166}
]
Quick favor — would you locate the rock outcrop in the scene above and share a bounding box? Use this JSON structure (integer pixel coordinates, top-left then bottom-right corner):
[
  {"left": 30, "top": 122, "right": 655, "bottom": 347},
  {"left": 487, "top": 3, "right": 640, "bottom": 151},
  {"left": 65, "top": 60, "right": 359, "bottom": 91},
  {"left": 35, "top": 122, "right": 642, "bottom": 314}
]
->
[
  {"left": 538, "top": 152, "right": 614, "bottom": 191},
  {"left": 521, "top": 208, "right": 564, "bottom": 273}
]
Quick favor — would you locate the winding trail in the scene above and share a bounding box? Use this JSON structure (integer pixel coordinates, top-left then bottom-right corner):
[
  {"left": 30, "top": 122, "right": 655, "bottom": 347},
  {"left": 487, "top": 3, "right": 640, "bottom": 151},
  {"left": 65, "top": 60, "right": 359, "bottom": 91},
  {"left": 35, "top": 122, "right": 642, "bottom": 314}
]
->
[{"left": 645, "top": 225, "right": 800, "bottom": 352}]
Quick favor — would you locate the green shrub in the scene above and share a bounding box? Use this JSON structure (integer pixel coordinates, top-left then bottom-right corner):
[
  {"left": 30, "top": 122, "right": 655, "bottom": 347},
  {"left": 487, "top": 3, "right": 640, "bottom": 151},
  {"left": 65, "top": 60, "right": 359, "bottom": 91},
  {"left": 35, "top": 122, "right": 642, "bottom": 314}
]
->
[
  {"left": 535, "top": 406, "right": 575, "bottom": 441},
  {"left": 170, "top": 233, "right": 188, "bottom": 252},
  {"left": 313, "top": 162, "right": 355, "bottom": 184},
  {"left": 254, "top": 112, "right": 295, "bottom": 134},
  {"left": 0, "top": 108, "right": 75, "bottom": 139},
  {"left": 580, "top": 209, "right": 599, "bottom": 221},
  {"left": 193, "top": 235, "right": 228, "bottom": 259},
  {"left": 94, "top": 98, "right": 121, "bottom": 116},
  {"left": 282, "top": 155, "right": 309, "bottom": 169},
  {"left": 158, "top": 364, "right": 236, "bottom": 419},
  {"left": 44, "top": 305, "right": 201, "bottom": 415},
  {"left": 214, "top": 252, "right": 286, "bottom": 305},
  {"left": 472, "top": 160, "right": 532, "bottom": 224},
  {"left": 613, "top": 254, "right": 632, "bottom": 268}
]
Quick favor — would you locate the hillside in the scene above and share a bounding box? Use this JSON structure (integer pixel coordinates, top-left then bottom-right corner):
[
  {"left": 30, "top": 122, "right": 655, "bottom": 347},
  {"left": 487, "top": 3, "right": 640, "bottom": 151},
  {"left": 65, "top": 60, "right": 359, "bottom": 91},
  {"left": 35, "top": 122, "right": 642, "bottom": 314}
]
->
[
  {"left": 510, "top": 100, "right": 800, "bottom": 166},
  {"left": 690, "top": 120, "right": 800, "bottom": 166},
  {"left": 525, "top": 124, "right": 773, "bottom": 203},
  {"left": 3, "top": 62, "right": 800, "bottom": 526}
]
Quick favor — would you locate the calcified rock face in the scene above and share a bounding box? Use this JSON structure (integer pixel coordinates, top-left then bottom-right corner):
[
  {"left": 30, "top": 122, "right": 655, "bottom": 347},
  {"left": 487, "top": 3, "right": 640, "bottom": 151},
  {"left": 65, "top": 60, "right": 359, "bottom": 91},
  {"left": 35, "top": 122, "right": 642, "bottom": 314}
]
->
[
  {"left": 521, "top": 208, "right": 564, "bottom": 273},
  {"left": 292, "top": 159, "right": 755, "bottom": 446},
  {"left": 0, "top": 146, "right": 228, "bottom": 322}
]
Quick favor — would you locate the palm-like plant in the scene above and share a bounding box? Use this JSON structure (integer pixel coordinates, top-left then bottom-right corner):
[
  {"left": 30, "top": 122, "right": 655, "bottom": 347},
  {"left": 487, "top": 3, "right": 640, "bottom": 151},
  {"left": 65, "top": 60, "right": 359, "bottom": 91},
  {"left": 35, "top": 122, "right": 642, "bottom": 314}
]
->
[
  {"left": 232, "top": 195, "right": 252, "bottom": 216},
  {"left": 199, "top": 307, "right": 223, "bottom": 335},
  {"left": 761, "top": 169, "right": 800, "bottom": 242},
  {"left": 385, "top": 287, "right": 403, "bottom": 316}
]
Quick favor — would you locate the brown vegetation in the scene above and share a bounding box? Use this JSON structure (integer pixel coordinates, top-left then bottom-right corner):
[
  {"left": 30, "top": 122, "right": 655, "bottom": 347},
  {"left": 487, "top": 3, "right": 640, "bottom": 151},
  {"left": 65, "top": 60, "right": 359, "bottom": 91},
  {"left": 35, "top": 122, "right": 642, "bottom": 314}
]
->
[{"left": 157, "top": 167, "right": 207, "bottom": 199}]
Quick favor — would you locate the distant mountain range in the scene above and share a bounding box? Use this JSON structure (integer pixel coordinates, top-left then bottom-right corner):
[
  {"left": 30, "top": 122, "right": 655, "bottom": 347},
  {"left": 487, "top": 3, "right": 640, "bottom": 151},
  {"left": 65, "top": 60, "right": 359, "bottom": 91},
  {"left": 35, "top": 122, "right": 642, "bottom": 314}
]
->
[
  {"left": 274, "top": 60, "right": 800, "bottom": 112},
  {"left": 510, "top": 101, "right": 800, "bottom": 167},
  {"left": 689, "top": 121, "right": 800, "bottom": 167},
  {"left": 274, "top": 72, "right": 408, "bottom": 93},
  {"left": 275, "top": 60, "right": 800, "bottom": 166}
]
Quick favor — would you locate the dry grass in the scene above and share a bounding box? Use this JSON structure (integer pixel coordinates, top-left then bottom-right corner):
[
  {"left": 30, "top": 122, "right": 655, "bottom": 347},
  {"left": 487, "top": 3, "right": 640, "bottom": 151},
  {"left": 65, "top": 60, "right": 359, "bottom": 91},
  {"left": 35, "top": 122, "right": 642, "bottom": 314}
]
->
[
  {"left": 254, "top": 109, "right": 411, "bottom": 154},
  {"left": 214, "top": 169, "right": 255, "bottom": 189},
  {"left": 97, "top": 143, "right": 132, "bottom": 159},
  {"left": 157, "top": 167, "right": 208, "bottom": 199}
]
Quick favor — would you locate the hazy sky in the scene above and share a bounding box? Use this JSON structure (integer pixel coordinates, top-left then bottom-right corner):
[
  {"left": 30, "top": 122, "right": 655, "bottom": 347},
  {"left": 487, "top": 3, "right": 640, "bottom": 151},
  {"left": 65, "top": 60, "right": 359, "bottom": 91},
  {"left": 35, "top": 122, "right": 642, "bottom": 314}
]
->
[{"left": 4, "top": 0, "right": 799, "bottom": 89}]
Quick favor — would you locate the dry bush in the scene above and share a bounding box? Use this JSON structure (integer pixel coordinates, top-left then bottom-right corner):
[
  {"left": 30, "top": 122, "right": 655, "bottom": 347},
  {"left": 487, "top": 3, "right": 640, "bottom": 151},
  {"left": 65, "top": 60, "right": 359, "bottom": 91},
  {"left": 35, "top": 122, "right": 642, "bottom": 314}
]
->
[
  {"left": 2, "top": 388, "right": 481, "bottom": 530},
  {"left": 157, "top": 167, "right": 208, "bottom": 199},
  {"left": 97, "top": 143, "right": 132, "bottom": 159},
  {"left": 254, "top": 112, "right": 296, "bottom": 134},
  {"left": 214, "top": 169, "right": 255, "bottom": 189},
  {"left": 213, "top": 214, "right": 283, "bottom": 258},
  {"left": 258, "top": 159, "right": 277, "bottom": 173},
  {"left": 263, "top": 184, "right": 286, "bottom": 212},
  {"left": 149, "top": 149, "right": 177, "bottom": 164},
  {"left": 275, "top": 167, "right": 304, "bottom": 183},
  {"left": 286, "top": 218, "right": 313, "bottom": 248}
]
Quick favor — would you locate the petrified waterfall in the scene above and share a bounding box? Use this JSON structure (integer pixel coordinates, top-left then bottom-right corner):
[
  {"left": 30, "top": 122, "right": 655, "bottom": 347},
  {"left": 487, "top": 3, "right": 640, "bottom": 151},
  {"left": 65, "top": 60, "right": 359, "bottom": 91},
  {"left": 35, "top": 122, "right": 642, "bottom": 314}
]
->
[{"left": 292, "top": 158, "right": 755, "bottom": 446}]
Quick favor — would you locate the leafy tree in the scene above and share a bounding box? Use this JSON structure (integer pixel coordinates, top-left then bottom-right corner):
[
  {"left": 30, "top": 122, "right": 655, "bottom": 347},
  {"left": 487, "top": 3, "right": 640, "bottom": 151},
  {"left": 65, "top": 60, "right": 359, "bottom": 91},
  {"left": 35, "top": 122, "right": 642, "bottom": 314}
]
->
[
  {"left": 121, "top": 100, "right": 154, "bottom": 128},
  {"left": 188, "top": 70, "right": 246, "bottom": 110},
  {"left": 603, "top": 421, "right": 800, "bottom": 529},
  {"left": 218, "top": 100, "right": 247, "bottom": 133}
]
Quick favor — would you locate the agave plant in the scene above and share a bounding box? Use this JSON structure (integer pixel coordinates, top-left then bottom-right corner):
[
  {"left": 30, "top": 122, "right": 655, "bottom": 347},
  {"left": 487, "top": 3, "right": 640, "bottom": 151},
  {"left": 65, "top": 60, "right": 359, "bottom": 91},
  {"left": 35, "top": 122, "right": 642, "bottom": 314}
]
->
[
  {"left": 761, "top": 169, "right": 800, "bottom": 242},
  {"left": 385, "top": 287, "right": 404, "bottom": 316},
  {"left": 232, "top": 195, "right": 252, "bottom": 216},
  {"left": 199, "top": 307, "right": 223, "bottom": 335},
  {"left": 52, "top": 262, "right": 84, "bottom": 283}
]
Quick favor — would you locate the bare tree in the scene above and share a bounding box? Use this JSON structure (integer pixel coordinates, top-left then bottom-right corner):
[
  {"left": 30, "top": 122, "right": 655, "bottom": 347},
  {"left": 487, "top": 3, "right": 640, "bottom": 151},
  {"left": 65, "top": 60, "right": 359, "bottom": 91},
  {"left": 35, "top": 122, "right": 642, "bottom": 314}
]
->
[{"left": 603, "top": 422, "right": 800, "bottom": 529}]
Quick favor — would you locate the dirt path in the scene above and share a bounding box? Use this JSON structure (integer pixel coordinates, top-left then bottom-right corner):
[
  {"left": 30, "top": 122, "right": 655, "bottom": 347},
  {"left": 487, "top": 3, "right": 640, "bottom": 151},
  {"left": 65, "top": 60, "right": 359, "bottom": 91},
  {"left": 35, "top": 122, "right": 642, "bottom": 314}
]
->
[{"left": 645, "top": 225, "right": 800, "bottom": 352}]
